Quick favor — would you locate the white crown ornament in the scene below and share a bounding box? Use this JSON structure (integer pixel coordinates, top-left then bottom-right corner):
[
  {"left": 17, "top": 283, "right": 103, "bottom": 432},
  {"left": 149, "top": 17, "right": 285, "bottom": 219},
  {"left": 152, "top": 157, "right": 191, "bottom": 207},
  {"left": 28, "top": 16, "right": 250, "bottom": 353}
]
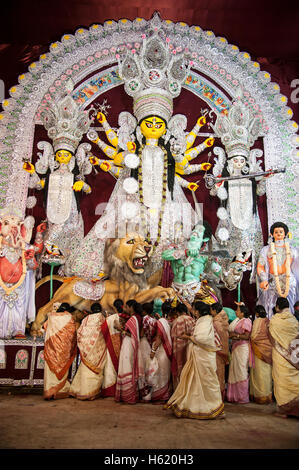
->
[
  {"left": 118, "top": 27, "right": 190, "bottom": 124},
  {"left": 212, "top": 87, "right": 263, "bottom": 160},
  {"left": 40, "top": 79, "right": 92, "bottom": 154}
]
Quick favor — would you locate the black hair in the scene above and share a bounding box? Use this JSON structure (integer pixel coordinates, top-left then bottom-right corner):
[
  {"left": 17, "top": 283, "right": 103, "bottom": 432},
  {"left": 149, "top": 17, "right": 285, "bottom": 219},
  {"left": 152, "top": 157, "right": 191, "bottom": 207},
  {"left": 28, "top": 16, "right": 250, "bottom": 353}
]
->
[
  {"left": 126, "top": 299, "right": 137, "bottom": 309},
  {"left": 176, "top": 303, "right": 188, "bottom": 315},
  {"left": 91, "top": 303, "right": 102, "bottom": 314},
  {"left": 194, "top": 301, "right": 211, "bottom": 316},
  {"left": 210, "top": 302, "right": 223, "bottom": 314},
  {"left": 161, "top": 301, "right": 172, "bottom": 316},
  {"left": 57, "top": 302, "right": 71, "bottom": 312},
  {"left": 113, "top": 299, "right": 124, "bottom": 313},
  {"left": 142, "top": 302, "right": 154, "bottom": 316},
  {"left": 276, "top": 297, "right": 289, "bottom": 311},
  {"left": 133, "top": 302, "right": 143, "bottom": 316},
  {"left": 131, "top": 116, "right": 176, "bottom": 200},
  {"left": 270, "top": 222, "right": 289, "bottom": 239},
  {"left": 239, "top": 305, "right": 250, "bottom": 318},
  {"left": 255, "top": 305, "right": 267, "bottom": 318}
]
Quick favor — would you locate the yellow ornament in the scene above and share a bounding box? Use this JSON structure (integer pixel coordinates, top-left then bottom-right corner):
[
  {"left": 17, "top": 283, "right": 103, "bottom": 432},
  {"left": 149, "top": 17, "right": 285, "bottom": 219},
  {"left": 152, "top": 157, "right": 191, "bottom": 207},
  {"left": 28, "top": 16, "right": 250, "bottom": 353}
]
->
[{"left": 73, "top": 181, "right": 84, "bottom": 192}]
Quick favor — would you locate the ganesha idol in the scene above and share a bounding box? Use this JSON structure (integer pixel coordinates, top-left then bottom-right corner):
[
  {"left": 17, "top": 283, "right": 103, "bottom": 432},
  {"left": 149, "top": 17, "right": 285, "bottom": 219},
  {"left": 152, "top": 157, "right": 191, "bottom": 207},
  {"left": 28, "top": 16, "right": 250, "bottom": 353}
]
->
[{"left": 0, "top": 206, "right": 46, "bottom": 339}]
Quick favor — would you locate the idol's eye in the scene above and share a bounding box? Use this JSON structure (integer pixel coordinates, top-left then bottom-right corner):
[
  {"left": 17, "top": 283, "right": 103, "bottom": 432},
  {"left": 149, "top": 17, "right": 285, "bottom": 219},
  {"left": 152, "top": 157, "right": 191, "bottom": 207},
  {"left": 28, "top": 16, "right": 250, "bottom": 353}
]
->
[
  {"left": 155, "top": 123, "right": 163, "bottom": 129},
  {"left": 145, "top": 122, "right": 153, "bottom": 128},
  {"left": 127, "top": 239, "right": 135, "bottom": 244}
]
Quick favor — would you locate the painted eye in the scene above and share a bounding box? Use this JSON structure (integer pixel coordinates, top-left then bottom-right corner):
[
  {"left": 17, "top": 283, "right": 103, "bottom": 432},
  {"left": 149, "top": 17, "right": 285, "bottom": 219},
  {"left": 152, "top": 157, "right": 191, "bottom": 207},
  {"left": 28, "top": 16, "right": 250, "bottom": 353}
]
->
[
  {"left": 127, "top": 239, "right": 135, "bottom": 244},
  {"left": 145, "top": 122, "right": 153, "bottom": 128},
  {"left": 155, "top": 123, "right": 163, "bottom": 129}
]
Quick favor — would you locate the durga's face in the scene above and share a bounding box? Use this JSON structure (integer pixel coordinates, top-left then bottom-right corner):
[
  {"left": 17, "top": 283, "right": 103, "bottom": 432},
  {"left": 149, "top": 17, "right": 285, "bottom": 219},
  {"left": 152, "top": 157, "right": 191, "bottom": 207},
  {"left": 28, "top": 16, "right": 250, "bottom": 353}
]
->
[
  {"left": 55, "top": 149, "right": 72, "bottom": 164},
  {"left": 140, "top": 116, "right": 166, "bottom": 140}
]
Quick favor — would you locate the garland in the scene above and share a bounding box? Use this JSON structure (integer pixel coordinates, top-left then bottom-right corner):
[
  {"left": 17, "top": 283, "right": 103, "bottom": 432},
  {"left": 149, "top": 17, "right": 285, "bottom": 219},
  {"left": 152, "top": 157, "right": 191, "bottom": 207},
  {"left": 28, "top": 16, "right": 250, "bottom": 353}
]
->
[
  {"left": 0, "top": 236, "right": 27, "bottom": 295},
  {"left": 138, "top": 143, "right": 168, "bottom": 252},
  {"left": 270, "top": 241, "right": 291, "bottom": 298}
]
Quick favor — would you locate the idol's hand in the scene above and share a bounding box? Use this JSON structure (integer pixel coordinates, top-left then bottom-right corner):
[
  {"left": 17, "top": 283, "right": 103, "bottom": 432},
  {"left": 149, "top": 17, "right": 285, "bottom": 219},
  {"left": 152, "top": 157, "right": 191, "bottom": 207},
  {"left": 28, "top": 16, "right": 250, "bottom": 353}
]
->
[
  {"left": 197, "top": 116, "right": 206, "bottom": 127},
  {"left": 201, "top": 162, "right": 212, "bottom": 171},
  {"left": 260, "top": 281, "right": 269, "bottom": 291},
  {"left": 187, "top": 182, "right": 199, "bottom": 192},
  {"left": 73, "top": 181, "right": 84, "bottom": 192},
  {"left": 204, "top": 137, "right": 215, "bottom": 148},
  {"left": 23, "top": 162, "right": 35, "bottom": 174}
]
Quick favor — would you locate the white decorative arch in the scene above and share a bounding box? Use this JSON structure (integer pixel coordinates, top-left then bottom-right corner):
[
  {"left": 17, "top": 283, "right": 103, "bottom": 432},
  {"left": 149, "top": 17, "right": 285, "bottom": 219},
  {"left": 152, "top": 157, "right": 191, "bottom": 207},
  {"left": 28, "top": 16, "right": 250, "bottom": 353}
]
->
[{"left": 0, "top": 13, "right": 298, "bottom": 245}]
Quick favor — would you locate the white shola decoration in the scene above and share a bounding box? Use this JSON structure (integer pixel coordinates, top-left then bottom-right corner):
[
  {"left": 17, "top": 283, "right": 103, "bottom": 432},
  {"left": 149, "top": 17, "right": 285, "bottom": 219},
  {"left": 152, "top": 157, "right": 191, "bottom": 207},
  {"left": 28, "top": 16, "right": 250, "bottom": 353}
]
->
[
  {"left": 124, "top": 153, "right": 140, "bottom": 169},
  {"left": 217, "top": 227, "right": 230, "bottom": 241},
  {"left": 121, "top": 201, "right": 138, "bottom": 220},
  {"left": 123, "top": 177, "right": 139, "bottom": 194},
  {"left": 216, "top": 186, "right": 228, "bottom": 200},
  {"left": 217, "top": 207, "right": 228, "bottom": 220},
  {"left": 26, "top": 196, "right": 37, "bottom": 209}
]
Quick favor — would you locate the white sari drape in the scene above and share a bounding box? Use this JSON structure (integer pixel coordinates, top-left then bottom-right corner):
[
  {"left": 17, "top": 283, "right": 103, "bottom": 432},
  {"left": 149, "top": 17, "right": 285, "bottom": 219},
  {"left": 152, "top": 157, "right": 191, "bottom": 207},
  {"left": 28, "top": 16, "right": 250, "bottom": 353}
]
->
[{"left": 165, "top": 315, "right": 224, "bottom": 419}]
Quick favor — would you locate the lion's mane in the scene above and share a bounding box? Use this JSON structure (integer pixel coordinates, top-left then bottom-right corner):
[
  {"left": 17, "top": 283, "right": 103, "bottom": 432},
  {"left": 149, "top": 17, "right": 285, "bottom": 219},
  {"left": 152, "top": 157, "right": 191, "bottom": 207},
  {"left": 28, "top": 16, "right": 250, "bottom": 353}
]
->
[{"left": 103, "top": 238, "right": 153, "bottom": 290}]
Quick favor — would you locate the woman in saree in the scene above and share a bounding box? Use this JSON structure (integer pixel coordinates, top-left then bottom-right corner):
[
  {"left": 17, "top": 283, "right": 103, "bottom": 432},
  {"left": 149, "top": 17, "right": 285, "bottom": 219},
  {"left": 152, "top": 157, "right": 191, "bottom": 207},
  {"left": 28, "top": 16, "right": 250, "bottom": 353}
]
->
[
  {"left": 165, "top": 302, "right": 224, "bottom": 420},
  {"left": 139, "top": 302, "right": 157, "bottom": 402},
  {"left": 227, "top": 302, "right": 253, "bottom": 404},
  {"left": 210, "top": 302, "right": 229, "bottom": 401},
  {"left": 171, "top": 302, "right": 195, "bottom": 390},
  {"left": 269, "top": 297, "right": 299, "bottom": 418},
  {"left": 150, "top": 301, "right": 173, "bottom": 403},
  {"left": 115, "top": 301, "right": 146, "bottom": 404},
  {"left": 69, "top": 303, "right": 107, "bottom": 400},
  {"left": 249, "top": 305, "right": 273, "bottom": 404},
  {"left": 43, "top": 302, "right": 77, "bottom": 400}
]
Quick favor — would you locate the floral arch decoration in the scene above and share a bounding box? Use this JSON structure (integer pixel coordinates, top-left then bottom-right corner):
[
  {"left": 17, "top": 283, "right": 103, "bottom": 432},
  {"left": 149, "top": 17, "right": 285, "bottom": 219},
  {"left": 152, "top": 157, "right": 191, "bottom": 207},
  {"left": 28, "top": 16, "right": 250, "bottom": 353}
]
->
[{"left": 0, "top": 13, "right": 298, "bottom": 246}]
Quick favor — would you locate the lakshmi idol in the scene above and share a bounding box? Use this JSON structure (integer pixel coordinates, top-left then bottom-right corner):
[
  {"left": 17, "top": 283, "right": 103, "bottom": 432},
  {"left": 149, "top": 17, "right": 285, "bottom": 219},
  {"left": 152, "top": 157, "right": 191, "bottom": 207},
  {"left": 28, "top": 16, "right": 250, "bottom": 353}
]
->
[{"left": 257, "top": 221, "right": 299, "bottom": 317}]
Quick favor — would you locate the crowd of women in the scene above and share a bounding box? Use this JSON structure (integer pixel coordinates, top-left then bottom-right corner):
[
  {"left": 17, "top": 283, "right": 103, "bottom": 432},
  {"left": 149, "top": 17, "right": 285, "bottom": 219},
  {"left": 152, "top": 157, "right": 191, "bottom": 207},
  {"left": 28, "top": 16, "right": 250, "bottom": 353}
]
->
[{"left": 42, "top": 295, "right": 299, "bottom": 420}]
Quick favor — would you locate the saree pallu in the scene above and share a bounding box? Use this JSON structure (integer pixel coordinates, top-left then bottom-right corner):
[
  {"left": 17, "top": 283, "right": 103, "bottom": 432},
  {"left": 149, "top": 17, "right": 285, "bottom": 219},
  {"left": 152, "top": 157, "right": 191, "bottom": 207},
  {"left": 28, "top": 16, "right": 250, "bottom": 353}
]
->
[
  {"left": 69, "top": 313, "right": 107, "bottom": 400},
  {"left": 115, "top": 315, "right": 145, "bottom": 404},
  {"left": 142, "top": 315, "right": 157, "bottom": 347},
  {"left": 43, "top": 311, "right": 77, "bottom": 399},
  {"left": 165, "top": 315, "right": 224, "bottom": 419},
  {"left": 249, "top": 317, "right": 273, "bottom": 404},
  {"left": 227, "top": 317, "right": 252, "bottom": 404},
  {"left": 101, "top": 313, "right": 122, "bottom": 397},
  {"left": 171, "top": 315, "right": 195, "bottom": 390},
  {"left": 269, "top": 309, "right": 299, "bottom": 417},
  {"left": 151, "top": 318, "right": 172, "bottom": 402},
  {"left": 213, "top": 310, "right": 229, "bottom": 400}
]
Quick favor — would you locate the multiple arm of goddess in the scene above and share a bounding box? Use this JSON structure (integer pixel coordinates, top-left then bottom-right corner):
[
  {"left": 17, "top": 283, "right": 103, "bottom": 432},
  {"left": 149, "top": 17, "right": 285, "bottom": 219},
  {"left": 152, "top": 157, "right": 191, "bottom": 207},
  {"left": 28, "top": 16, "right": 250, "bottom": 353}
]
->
[{"left": 88, "top": 112, "right": 214, "bottom": 191}]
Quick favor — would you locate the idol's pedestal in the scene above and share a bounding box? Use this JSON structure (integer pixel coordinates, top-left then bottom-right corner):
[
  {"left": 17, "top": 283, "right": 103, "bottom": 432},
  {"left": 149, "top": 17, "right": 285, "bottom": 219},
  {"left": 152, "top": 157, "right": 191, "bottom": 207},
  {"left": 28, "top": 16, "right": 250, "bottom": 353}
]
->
[{"left": 0, "top": 336, "right": 79, "bottom": 388}]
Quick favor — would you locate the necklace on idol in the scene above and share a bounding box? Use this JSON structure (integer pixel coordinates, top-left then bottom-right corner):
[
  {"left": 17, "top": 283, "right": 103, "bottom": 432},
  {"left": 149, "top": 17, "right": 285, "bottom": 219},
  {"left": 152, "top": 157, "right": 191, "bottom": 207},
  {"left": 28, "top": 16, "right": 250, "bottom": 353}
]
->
[
  {"left": 270, "top": 240, "right": 291, "bottom": 298},
  {"left": 138, "top": 143, "right": 168, "bottom": 252}
]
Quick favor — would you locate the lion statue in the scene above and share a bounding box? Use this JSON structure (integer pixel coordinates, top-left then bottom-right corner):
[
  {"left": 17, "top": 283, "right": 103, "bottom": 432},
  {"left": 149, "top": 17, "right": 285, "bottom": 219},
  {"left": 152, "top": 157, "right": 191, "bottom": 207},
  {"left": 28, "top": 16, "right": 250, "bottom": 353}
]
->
[{"left": 31, "top": 232, "right": 174, "bottom": 337}]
